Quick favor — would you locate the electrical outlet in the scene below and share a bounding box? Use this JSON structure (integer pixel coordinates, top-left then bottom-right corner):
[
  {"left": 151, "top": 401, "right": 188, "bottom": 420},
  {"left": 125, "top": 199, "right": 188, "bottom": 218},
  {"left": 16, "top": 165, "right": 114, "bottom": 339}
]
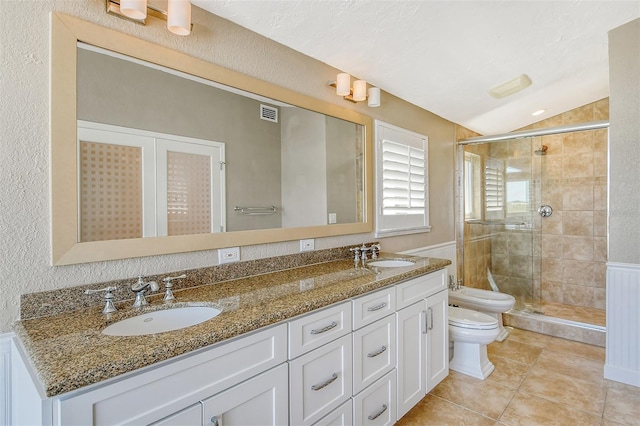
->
[
  {"left": 328, "top": 213, "right": 337, "bottom": 224},
  {"left": 218, "top": 247, "right": 240, "bottom": 264},
  {"left": 299, "top": 278, "right": 315, "bottom": 292},
  {"left": 300, "top": 238, "right": 315, "bottom": 252}
]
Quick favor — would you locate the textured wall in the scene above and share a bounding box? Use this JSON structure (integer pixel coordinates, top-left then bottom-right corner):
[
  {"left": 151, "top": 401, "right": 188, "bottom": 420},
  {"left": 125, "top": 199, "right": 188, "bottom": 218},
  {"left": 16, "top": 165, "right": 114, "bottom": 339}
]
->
[
  {"left": 0, "top": 0, "right": 456, "bottom": 332},
  {"left": 608, "top": 18, "right": 640, "bottom": 265}
]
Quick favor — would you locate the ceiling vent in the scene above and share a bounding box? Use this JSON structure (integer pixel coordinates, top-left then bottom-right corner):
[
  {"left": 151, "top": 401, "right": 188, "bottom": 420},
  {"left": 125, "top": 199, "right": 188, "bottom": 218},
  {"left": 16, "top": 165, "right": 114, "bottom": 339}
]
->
[
  {"left": 260, "top": 104, "right": 278, "bottom": 123},
  {"left": 487, "top": 74, "right": 532, "bottom": 99}
]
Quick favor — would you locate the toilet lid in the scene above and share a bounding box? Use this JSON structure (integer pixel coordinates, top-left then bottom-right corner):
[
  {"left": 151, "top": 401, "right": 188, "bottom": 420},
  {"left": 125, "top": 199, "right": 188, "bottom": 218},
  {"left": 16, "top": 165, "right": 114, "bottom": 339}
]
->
[{"left": 448, "top": 306, "right": 498, "bottom": 330}]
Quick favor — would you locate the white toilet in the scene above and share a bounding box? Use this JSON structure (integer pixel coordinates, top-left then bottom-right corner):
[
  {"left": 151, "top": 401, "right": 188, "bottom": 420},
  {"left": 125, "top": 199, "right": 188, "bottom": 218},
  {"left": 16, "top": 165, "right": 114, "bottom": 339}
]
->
[
  {"left": 448, "top": 306, "right": 500, "bottom": 380},
  {"left": 448, "top": 286, "right": 515, "bottom": 342}
]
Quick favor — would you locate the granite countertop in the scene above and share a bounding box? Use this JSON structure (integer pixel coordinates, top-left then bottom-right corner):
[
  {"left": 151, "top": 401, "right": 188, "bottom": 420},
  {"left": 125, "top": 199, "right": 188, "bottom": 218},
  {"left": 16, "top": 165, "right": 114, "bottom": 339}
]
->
[{"left": 13, "top": 254, "right": 450, "bottom": 398}]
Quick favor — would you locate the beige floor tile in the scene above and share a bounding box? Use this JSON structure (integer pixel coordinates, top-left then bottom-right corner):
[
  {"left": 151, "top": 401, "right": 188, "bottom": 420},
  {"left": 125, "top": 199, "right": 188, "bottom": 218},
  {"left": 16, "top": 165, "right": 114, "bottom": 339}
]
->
[
  {"left": 488, "top": 339, "right": 543, "bottom": 366},
  {"left": 504, "top": 326, "right": 552, "bottom": 348},
  {"left": 430, "top": 371, "right": 516, "bottom": 419},
  {"left": 499, "top": 391, "right": 602, "bottom": 426},
  {"left": 396, "top": 394, "right": 495, "bottom": 426},
  {"left": 520, "top": 366, "right": 607, "bottom": 415},
  {"left": 487, "top": 355, "right": 531, "bottom": 389},
  {"left": 545, "top": 336, "right": 606, "bottom": 362},
  {"left": 534, "top": 349, "right": 605, "bottom": 385},
  {"left": 603, "top": 387, "right": 640, "bottom": 425}
]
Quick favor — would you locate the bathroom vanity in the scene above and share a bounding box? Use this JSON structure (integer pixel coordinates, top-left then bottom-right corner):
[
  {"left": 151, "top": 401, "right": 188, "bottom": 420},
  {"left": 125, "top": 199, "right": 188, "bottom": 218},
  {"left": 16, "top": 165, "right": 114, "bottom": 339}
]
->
[{"left": 12, "top": 254, "right": 450, "bottom": 425}]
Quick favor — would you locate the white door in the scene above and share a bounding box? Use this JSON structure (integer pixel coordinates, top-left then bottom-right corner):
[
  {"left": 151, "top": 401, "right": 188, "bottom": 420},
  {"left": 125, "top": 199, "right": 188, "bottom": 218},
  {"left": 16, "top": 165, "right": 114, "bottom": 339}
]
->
[
  {"left": 201, "top": 364, "right": 288, "bottom": 426},
  {"left": 395, "top": 301, "right": 426, "bottom": 419},
  {"left": 425, "top": 289, "right": 449, "bottom": 393}
]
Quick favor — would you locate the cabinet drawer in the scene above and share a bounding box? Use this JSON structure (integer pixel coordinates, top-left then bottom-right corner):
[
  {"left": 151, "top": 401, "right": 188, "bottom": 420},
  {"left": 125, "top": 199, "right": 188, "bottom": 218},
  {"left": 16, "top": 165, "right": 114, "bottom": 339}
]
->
[
  {"left": 289, "top": 334, "right": 353, "bottom": 425},
  {"left": 352, "top": 315, "right": 396, "bottom": 395},
  {"left": 353, "top": 370, "right": 397, "bottom": 426},
  {"left": 202, "top": 363, "right": 288, "bottom": 426},
  {"left": 352, "top": 287, "right": 396, "bottom": 330},
  {"left": 150, "top": 403, "right": 202, "bottom": 426},
  {"left": 312, "top": 399, "right": 353, "bottom": 426},
  {"left": 57, "top": 324, "right": 287, "bottom": 426},
  {"left": 395, "top": 269, "right": 446, "bottom": 310},
  {"left": 289, "top": 301, "right": 352, "bottom": 359}
]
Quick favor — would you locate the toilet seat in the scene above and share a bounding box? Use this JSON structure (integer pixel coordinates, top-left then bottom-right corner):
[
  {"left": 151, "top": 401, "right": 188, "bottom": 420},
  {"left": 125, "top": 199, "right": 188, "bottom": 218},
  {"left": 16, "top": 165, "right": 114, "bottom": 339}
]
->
[{"left": 448, "top": 306, "right": 498, "bottom": 330}]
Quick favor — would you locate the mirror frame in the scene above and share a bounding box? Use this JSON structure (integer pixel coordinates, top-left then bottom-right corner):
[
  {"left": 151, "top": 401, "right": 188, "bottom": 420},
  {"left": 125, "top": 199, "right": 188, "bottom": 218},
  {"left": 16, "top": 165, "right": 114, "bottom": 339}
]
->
[{"left": 51, "top": 12, "right": 373, "bottom": 265}]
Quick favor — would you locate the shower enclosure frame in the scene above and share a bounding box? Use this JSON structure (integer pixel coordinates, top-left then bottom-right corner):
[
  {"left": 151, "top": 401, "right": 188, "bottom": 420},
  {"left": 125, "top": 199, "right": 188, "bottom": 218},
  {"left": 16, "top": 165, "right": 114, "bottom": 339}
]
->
[{"left": 456, "top": 120, "right": 609, "bottom": 314}]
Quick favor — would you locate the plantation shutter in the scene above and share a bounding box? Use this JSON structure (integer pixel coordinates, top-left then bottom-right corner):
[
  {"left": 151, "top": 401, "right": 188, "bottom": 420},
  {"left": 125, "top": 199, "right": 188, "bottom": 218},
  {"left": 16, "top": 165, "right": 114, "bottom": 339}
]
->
[{"left": 375, "top": 120, "right": 430, "bottom": 237}]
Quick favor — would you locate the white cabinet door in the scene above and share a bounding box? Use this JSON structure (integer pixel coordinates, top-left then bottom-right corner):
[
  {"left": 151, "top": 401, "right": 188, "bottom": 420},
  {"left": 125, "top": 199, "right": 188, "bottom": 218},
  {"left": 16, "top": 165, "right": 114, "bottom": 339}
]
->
[
  {"left": 395, "top": 300, "right": 426, "bottom": 420},
  {"left": 426, "top": 289, "right": 449, "bottom": 393},
  {"left": 202, "top": 364, "right": 288, "bottom": 426},
  {"left": 150, "top": 403, "right": 202, "bottom": 426}
]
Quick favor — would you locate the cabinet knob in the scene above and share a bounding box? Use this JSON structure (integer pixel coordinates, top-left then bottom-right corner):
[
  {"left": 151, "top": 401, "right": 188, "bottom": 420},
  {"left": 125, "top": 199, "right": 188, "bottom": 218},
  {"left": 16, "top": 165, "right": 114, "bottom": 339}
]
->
[{"left": 210, "top": 416, "right": 219, "bottom": 426}]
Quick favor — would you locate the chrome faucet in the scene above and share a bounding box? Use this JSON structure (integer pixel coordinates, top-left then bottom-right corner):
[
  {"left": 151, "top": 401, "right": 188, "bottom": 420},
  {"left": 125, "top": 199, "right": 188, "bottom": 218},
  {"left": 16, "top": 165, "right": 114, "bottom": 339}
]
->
[
  {"left": 162, "top": 274, "right": 186, "bottom": 302},
  {"left": 370, "top": 243, "right": 381, "bottom": 260},
  {"left": 359, "top": 244, "right": 372, "bottom": 267},
  {"left": 131, "top": 276, "right": 159, "bottom": 308},
  {"left": 84, "top": 286, "right": 118, "bottom": 314},
  {"left": 349, "top": 247, "right": 361, "bottom": 268}
]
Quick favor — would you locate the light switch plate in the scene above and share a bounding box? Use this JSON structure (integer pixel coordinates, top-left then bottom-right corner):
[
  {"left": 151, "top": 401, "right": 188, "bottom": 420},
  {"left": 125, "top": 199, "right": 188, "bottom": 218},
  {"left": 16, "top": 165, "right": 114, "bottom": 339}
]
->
[
  {"left": 218, "top": 247, "right": 240, "bottom": 264},
  {"left": 328, "top": 213, "right": 337, "bottom": 224},
  {"left": 300, "top": 238, "right": 315, "bottom": 252}
]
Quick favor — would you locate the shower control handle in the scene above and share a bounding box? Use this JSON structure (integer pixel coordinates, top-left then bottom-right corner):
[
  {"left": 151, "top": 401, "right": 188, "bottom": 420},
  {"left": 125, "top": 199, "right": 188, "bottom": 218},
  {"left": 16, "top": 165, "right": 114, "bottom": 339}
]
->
[{"left": 538, "top": 205, "right": 553, "bottom": 218}]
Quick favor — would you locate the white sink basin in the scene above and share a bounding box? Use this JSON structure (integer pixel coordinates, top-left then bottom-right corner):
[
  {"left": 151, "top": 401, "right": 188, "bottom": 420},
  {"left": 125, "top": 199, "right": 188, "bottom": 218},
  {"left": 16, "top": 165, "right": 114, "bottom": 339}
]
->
[
  {"left": 102, "top": 306, "right": 221, "bottom": 336},
  {"left": 367, "top": 260, "right": 415, "bottom": 268}
]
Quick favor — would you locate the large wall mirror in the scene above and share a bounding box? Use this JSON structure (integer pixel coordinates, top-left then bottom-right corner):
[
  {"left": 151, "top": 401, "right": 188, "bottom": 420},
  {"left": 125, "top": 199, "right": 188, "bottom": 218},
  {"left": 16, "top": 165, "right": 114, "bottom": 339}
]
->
[{"left": 51, "top": 13, "right": 373, "bottom": 265}]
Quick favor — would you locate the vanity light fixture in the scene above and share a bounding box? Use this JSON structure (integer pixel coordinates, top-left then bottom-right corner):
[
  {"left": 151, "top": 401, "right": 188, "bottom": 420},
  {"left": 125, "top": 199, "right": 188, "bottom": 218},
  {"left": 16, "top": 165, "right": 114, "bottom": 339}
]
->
[
  {"left": 106, "top": 0, "right": 193, "bottom": 36},
  {"left": 329, "top": 73, "right": 381, "bottom": 107}
]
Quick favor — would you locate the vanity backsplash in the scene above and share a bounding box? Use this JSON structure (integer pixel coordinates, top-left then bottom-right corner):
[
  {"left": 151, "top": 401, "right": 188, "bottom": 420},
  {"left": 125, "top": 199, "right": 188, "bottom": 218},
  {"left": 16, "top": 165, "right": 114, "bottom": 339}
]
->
[{"left": 20, "top": 244, "right": 368, "bottom": 321}]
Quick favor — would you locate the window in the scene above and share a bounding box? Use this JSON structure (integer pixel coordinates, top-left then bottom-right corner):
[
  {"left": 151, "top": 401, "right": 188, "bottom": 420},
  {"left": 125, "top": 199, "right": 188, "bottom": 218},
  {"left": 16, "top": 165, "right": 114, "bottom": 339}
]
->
[
  {"left": 484, "top": 158, "right": 505, "bottom": 220},
  {"left": 374, "top": 120, "right": 430, "bottom": 237},
  {"left": 464, "top": 152, "right": 481, "bottom": 220}
]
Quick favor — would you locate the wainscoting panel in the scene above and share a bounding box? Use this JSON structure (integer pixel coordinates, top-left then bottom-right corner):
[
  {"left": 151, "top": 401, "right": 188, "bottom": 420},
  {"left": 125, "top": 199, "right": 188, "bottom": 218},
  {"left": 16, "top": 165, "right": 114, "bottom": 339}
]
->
[
  {"left": 605, "top": 262, "right": 640, "bottom": 387},
  {"left": 1, "top": 333, "right": 13, "bottom": 426},
  {"left": 400, "top": 241, "right": 457, "bottom": 281}
]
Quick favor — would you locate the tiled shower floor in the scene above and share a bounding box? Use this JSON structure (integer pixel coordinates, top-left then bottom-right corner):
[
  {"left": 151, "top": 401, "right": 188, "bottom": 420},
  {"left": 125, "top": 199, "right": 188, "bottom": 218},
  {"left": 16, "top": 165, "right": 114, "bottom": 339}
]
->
[{"left": 539, "top": 301, "right": 606, "bottom": 327}]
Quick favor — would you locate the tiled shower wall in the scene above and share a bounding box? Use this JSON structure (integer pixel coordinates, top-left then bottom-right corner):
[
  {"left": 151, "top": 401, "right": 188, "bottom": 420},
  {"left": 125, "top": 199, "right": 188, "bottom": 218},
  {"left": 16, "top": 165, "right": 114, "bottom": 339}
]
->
[{"left": 458, "top": 99, "right": 609, "bottom": 311}]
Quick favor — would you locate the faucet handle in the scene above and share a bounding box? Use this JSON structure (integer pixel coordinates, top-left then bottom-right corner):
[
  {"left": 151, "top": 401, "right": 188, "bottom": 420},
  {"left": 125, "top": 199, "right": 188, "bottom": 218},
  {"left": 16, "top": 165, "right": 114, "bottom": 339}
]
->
[
  {"left": 84, "top": 286, "right": 117, "bottom": 314},
  {"left": 162, "top": 274, "right": 186, "bottom": 302}
]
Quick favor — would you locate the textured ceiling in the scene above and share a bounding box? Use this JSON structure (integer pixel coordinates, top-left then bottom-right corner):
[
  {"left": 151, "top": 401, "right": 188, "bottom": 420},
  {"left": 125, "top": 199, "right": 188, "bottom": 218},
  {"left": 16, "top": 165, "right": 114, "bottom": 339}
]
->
[{"left": 192, "top": 0, "right": 639, "bottom": 135}]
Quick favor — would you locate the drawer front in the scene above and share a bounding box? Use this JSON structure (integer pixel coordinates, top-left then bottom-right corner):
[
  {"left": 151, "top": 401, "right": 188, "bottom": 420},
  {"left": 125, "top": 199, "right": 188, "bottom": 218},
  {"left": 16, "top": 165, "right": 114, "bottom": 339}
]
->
[
  {"left": 353, "top": 370, "right": 397, "bottom": 426},
  {"left": 57, "top": 324, "right": 287, "bottom": 426},
  {"left": 202, "top": 363, "right": 288, "bottom": 426},
  {"left": 352, "top": 287, "right": 396, "bottom": 330},
  {"left": 352, "top": 315, "right": 396, "bottom": 395},
  {"left": 289, "top": 301, "right": 352, "bottom": 359},
  {"left": 289, "top": 334, "right": 353, "bottom": 426},
  {"left": 312, "top": 399, "right": 353, "bottom": 426},
  {"left": 395, "top": 269, "right": 446, "bottom": 310}
]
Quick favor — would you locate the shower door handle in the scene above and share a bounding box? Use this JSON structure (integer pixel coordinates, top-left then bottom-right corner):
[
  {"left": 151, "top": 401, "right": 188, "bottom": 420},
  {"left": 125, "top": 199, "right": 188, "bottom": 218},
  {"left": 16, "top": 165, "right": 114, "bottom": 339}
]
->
[{"left": 538, "top": 205, "right": 553, "bottom": 218}]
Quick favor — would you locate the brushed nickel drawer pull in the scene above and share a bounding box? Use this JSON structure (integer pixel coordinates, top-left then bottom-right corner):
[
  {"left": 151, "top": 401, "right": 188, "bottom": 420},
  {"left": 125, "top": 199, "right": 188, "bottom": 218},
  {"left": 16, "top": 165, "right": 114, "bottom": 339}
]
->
[
  {"left": 311, "top": 373, "right": 338, "bottom": 391},
  {"left": 366, "top": 302, "right": 387, "bottom": 312},
  {"left": 310, "top": 321, "right": 338, "bottom": 335},
  {"left": 210, "top": 416, "right": 219, "bottom": 426},
  {"left": 368, "top": 404, "right": 388, "bottom": 421},
  {"left": 367, "top": 345, "right": 387, "bottom": 358}
]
